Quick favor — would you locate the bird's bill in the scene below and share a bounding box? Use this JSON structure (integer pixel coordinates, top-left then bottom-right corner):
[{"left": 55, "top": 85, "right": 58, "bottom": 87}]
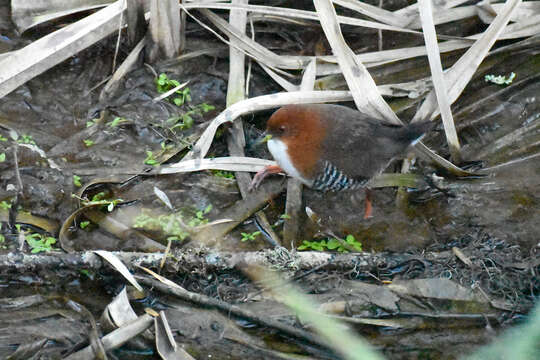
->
[{"left": 252, "top": 132, "right": 272, "bottom": 147}]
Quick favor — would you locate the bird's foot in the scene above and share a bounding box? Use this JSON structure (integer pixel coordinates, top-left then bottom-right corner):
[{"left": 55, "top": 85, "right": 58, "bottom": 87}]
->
[{"left": 249, "top": 165, "right": 283, "bottom": 191}]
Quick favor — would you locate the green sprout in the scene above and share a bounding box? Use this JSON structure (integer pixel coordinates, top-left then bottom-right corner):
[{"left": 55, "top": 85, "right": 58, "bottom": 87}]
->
[
  {"left": 133, "top": 204, "right": 212, "bottom": 242},
  {"left": 73, "top": 175, "right": 82, "bottom": 187},
  {"left": 25, "top": 233, "right": 57, "bottom": 253},
  {"left": 79, "top": 221, "right": 90, "bottom": 229},
  {"left": 107, "top": 117, "right": 127, "bottom": 128},
  {"left": 144, "top": 150, "right": 158, "bottom": 165},
  {"left": 17, "top": 134, "right": 36, "bottom": 145},
  {"left": 485, "top": 72, "right": 516, "bottom": 86},
  {"left": 86, "top": 120, "right": 96, "bottom": 128},
  {"left": 0, "top": 201, "right": 11, "bottom": 210},
  {"left": 298, "top": 234, "right": 362, "bottom": 253},
  {"left": 0, "top": 153, "right": 5, "bottom": 162},
  {"left": 0, "top": 135, "right": 7, "bottom": 142},
  {"left": 166, "top": 103, "right": 214, "bottom": 132},
  {"left": 241, "top": 231, "right": 261, "bottom": 242},
  {"left": 155, "top": 73, "right": 191, "bottom": 107},
  {"left": 83, "top": 139, "right": 95, "bottom": 147},
  {"left": 189, "top": 204, "right": 213, "bottom": 227},
  {"left": 160, "top": 142, "right": 174, "bottom": 150},
  {"left": 211, "top": 170, "right": 235, "bottom": 179},
  {"left": 280, "top": 213, "right": 291, "bottom": 220},
  {"left": 72, "top": 192, "right": 123, "bottom": 212}
]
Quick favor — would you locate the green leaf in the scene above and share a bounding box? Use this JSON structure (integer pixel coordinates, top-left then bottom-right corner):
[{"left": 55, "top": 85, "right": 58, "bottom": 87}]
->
[
  {"left": 107, "top": 117, "right": 123, "bottom": 127},
  {"left": 80, "top": 221, "right": 90, "bottom": 229},
  {"left": 83, "top": 139, "right": 95, "bottom": 147},
  {"left": 326, "top": 239, "right": 340, "bottom": 250},
  {"left": 200, "top": 103, "right": 215, "bottom": 112},
  {"left": 0, "top": 201, "right": 12, "bottom": 210},
  {"left": 0, "top": 153, "right": 5, "bottom": 162},
  {"left": 73, "top": 175, "right": 82, "bottom": 187}
]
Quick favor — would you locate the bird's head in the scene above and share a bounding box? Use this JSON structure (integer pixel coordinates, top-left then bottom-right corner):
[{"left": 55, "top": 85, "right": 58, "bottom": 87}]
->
[
  {"left": 263, "top": 105, "right": 327, "bottom": 178},
  {"left": 265, "top": 105, "right": 324, "bottom": 142}
]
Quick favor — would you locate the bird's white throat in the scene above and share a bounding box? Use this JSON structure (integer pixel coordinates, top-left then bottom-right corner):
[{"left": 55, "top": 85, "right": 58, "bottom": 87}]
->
[{"left": 267, "top": 138, "right": 312, "bottom": 186}]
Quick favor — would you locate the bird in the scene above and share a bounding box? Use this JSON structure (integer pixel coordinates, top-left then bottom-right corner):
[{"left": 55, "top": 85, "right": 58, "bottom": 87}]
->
[{"left": 249, "top": 104, "right": 433, "bottom": 218}]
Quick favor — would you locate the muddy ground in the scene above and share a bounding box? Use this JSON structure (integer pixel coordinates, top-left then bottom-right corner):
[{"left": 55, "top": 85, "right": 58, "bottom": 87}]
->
[{"left": 0, "top": 1, "right": 539, "bottom": 359}]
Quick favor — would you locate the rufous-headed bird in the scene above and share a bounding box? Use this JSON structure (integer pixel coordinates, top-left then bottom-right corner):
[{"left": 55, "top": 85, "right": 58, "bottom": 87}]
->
[{"left": 249, "top": 104, "right": 432, "bottom": 218}]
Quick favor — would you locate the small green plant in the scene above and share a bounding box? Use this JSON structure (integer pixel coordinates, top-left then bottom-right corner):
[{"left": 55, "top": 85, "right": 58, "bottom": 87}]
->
[
  {"left": 298, "top": 235, "right": 362, "bottom": 253},
  {"left": 280, "top": 213, "right": 291, "bottom": 220},
  {"left": 0, "top": 201, "right": 11, "bottom": 210},
  {"left": 190, "top": 204, "right": 213, "bottom": 227},
  {"left": 25, "top": 233, "right": 57, "bottom": 253},
  {"left": 241, "top": 231, "right": 261, "bottom": 242},
  {"left": 107, "top": 117, "right": 127, "bottom": 128},
  {"left": 79, "top": 220, "right": 90, "bottom": 229},
  {"left": 161, "top": 142, "right": 174, "bottom": 151},
  {"left": 166, "top": 103, "right": 215, "bottom": 132},
  {"left": 0, "top": 224, "right": 5, "bottom": 249},
  {"left": 83, "top": 139, "right": 95, "bottom": 147},
  {"left": 73, "top": 175, "right": 82, "bottom": 187},
  {"left": 211, "top": 170, "right": 235, "bottom": 179},
  {"left": 133, "top": 204, "right": 212, "bottom": 242},
  {"left": 90, "top": 192, "right": 106, "bottom": 202},
  {"left": 155, "top": 73, "right": 191, "bottom": 106},
  {"left": 144, "top": 150, "right": 158, "bottom": 165},
  {"left": 485, "top": 72, "right": 516, "bottom": 85},
  {"left": 86, "top": 119, "right": 96, "bottom": 127},
  {"left": 0, "top": 153, "right": 5, "bottom": 162},
  {"left": 73, "top": 192, "right": 123, "bottom": 212},
  {"left": 17, "top": 134, "right": 36, "bottom": 145},
  {"left": 0, "top": 135, "right": 7, "bottom": 142}
]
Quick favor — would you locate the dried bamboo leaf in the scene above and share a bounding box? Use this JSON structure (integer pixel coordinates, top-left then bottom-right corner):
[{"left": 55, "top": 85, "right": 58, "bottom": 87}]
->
[
  {"left": 314, "top": 39, "right": 473, "bottom": 74},
  {"left": 300, "top": 59, "right": 317, "bottom": 90},
  {"left": 0, "top": 0, "right": 126, "bottom": 99},
  {"left": 413, "top": 0, "right": 522, "bottom": 122},
  {"left": 418, "top": 0, "right": 461, "bottom": 161},
  {"left": 11, "top": 0, "right": 113, "bottom": 33},
  {"left": 101, "top": 35, "right": 147, "bottom": 102},
  {"left": 104, "top": 288, "right": 138, "bottom": 328},
  {"left": 64, "top": 314, "right": 154, "bottom": 360},
  {"left": 226, "top": 0, "right": 249, "bottom": 107},
  {"left": 259, "top": 63, "right": 299, "bottom": 92},
  {"left": 314, "top": 0, "right": 401, "bottom": 124},
  {"left": 183, "top": 2, "right": 425, "bottom": 35},
  {"left": 94, "top": 250, "right": 144, "bottom": 291},
  {"left": 496, "top": 14, "right": 540, "bottom": 39},
  {"left": 395, "top": 0, "right": 471, "bottom": 17},
  {"left": 157, "top": 157, "right": 275, "bottom": 174},
  {"left": 332, "top": 0, "right": 410, "bottom": 27},
  {"left": 200, "top": 8, "right": 304, "bottom": 70}
]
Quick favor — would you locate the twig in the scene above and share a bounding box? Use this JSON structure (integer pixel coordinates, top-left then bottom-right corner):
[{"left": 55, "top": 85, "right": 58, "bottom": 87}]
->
[{"left": 136, "top": 275, "right": 331, "bottom": 351}]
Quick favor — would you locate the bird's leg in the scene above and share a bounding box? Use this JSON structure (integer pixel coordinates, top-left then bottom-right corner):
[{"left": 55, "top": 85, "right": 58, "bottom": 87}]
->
[
  {"left": 364, "top": 188, "right": 373, "bottom": 219},
  {"left": 249, "top": 165, "right": 284, "bottom": 191}
]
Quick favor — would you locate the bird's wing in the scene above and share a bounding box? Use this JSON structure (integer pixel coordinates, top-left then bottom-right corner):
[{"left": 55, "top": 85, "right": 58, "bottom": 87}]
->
[{"left": 317, "top": 105, "right": 412, "bottom": 180}]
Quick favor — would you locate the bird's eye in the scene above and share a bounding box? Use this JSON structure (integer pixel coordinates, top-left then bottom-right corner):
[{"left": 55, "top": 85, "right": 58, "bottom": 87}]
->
[{"left": 279, "top": 125, "right": 286, "bottom": 132}]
